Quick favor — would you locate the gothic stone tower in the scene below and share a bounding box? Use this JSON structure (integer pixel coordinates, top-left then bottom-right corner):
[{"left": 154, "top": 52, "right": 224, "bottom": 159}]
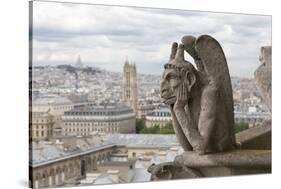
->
[{"left": 122, "top": 60, "right": 138, "bottom": 114}]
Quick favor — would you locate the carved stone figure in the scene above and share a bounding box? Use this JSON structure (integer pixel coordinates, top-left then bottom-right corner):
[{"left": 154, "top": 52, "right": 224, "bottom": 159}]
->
[
  {"left": 254, "top": 46, "right": 272, "bottom": 112},
  {"left": 160, "top": 35, "right": 236, "bottom": 155},
  {"left": 148, "top": 38, "right": 272, "bottom": 180}
]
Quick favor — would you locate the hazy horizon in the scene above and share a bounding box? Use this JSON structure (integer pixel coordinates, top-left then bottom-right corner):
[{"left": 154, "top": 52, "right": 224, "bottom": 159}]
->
[{"left": 32, "top": 1, "right": 271, "bottom": 78}]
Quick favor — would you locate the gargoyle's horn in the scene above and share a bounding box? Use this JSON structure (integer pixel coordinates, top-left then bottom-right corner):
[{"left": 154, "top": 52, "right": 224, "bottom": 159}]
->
[
  {"left": 170, "top": 42, "right": 178, "bottom": 60},
  {"left": 175, "top": 44, "right": 185, "bottom": 62}
]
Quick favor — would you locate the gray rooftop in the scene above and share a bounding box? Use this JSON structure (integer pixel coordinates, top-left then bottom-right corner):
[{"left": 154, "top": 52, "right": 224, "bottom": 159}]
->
[
  {"left": 105, "top": 134, "right": 178, "bottom": 148},
  {"left": 30, "top": 134, "right": 179, "bottom": 167},
  {"left": 146, "top": 107, "right": 172, "bottom": 117},
  {"left": 30, "top": 137, "right": 115, "bottom": 167},
  {"left": 132, "top": 168, "right": 151, "bottom": 182},
  {"left": 94, "top": 175, "right": 116, "bottom": 185},
  {"left": 33, "top": 95, "right": 73, "bottom": 105},
  {"left": 64, "top": 104, "right": 133, "bottom": 116}
]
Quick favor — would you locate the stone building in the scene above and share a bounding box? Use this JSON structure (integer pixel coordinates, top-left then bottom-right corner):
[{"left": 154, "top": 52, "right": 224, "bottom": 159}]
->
[
  {"left": 234, "top": 111, "right": 271, "bottom": 127},
  {"left": 145, "top": 107, "right": 172, "bottom": 128},
  {"left": 61, "top": 104, "right": 136, "bottom": 136},
  {"left": 30, "top": 140, "right": 116, "bottom": 188},
  {"left": 32, "top": 96, "right": 74, "bottom": 136},
  {"left": 122, "top": 60, "right": 138, "bottom": 114},
  {"left": 30, "top": 134, "right": 180, "bottom": 188},
  {"left": 137, "top": 104, "right": 154, "bottom": 119},
  {"left": 30, "top": 112, "right": 54, "bottom": 141},
  {"left": 32, "top": 96, "right": 74, "bottom": 116}
]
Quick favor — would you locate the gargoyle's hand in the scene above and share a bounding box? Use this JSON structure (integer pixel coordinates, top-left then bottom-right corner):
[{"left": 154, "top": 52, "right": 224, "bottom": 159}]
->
[
  {"left": 172, "top": 44, "right": 189, "bottom": 109},
  {"left": 174, "top": 81, "right": 189, "bottom": 109}
]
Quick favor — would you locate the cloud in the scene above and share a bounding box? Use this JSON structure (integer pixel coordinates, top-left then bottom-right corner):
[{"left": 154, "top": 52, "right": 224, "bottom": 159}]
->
[{"left": 32, "top": 1, "right": 271, "bottom": 77}]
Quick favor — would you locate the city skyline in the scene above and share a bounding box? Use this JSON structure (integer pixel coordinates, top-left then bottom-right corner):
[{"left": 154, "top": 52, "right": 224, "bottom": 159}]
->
[{"left": 32, "top": 1, "right": 271, "bottom": 78}]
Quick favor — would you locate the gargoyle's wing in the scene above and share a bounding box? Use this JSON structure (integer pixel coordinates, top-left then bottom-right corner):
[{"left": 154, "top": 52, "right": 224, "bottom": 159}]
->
[
  {"left": 195, "top": 34, "right": 234, "bottom": 129},
  {"left": 195, "top": 35, "right": 230, "bottom": 84}
]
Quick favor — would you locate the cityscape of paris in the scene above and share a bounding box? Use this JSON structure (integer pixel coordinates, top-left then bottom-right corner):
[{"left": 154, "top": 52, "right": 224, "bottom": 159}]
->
[{"left": 29, "top": 1, "right": 271, "bottom": 188}]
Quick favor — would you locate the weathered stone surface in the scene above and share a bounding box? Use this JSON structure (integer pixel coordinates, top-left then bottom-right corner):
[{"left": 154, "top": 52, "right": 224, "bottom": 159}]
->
[
  {"left": 255, "top": 46, "right": 272, "bottom": 112},
  {"left": 236, "top": 120, "right": 271, "bottom": 150},
  {"left": 148, "top": 150, "right": 271, "bottom": 180},
  {"left": 151, "top": 36, "right": 272, "bottom": 182},
  {"left": 174, "top": 150, "right": 271, "bottom": 169},
  {"left": 160, "top": 35, "right": 235, "bottom": 155}
]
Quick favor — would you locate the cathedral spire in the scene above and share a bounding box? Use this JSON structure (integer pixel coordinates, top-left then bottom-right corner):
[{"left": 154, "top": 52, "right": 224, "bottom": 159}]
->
[{"left": 75, "top": 55, "right": 84, "bottom": 68}]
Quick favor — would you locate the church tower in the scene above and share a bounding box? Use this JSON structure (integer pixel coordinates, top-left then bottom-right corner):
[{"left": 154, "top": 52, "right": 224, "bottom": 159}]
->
[
  {"left": 122, "top": 59, "right": 138, "bottom": 114},
  {"left": 75, "top": 55, "right": 84, "bottom": 68}
]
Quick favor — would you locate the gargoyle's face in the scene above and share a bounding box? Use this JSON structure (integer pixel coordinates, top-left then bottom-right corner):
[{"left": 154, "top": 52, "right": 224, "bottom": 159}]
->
[{"left": 160, "top": 68, "right": 181, "bottom": 105}]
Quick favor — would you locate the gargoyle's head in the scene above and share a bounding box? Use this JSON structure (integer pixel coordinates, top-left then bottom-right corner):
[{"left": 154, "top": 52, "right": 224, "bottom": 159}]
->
[{"left": 160, "top": 42, "right": 197, "bottom": 106}]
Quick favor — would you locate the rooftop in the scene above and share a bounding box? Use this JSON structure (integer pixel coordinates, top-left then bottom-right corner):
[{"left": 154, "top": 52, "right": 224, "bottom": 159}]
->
[
  {"left": 104, "top": 134, "right": 178, "bottom": 148},
  {"left": 30, "top": 134, "right": 179, "bottom": 167},
  {"left": 146, "top": 107, "right": 171, "bottom": 117},
  {"left": 33, "top": 95, "right": 73, "bottom": 105},
  {"left": 64, "top": 104, "right": 134, "bottom": 116}
]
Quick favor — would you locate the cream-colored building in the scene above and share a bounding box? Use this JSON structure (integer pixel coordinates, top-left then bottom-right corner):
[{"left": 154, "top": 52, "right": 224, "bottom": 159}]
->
[
  {"left": 61, "top": 104, "right": 136, "bottom": 136},
  {"left": 145, "top": 107, "right": 172, "bottom": 128},
  {"left": 137, "top": 104, "right": 154, "bottom": 119},
  {"left": 30, "top": 134, "right": 181, "bottom": 188},
  {"left": 30, "top": 112, "right": 54, "bottom": 141},
  {"left": 32, "top": 96, "right": 74, "bottom": 116},
  {"left": 30, "top": 139, "right": 116, "bottom": 188},
  {"left": 32, "top": 96, "right": 74, "bottom": 136}
]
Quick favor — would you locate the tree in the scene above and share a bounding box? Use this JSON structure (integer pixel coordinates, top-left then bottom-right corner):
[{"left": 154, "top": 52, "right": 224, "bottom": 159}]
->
[
  {"left": 160, "top": 122, "right": 175, "bottom": 134},
  {"left": 234, "top": 122, "right": 249, "bottom": 133},
  {"left": 138, "top": 122, "right": 175, "bottom": 134},
  {"left": 136, "top": 118, "right": 145, "bottom": 133},
  {"left": 140, "top": 125, "right": 160, "bottom": 134}
]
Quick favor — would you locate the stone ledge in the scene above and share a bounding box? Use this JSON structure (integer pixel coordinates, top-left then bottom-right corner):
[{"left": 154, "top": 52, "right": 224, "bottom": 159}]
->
[
  {"left": 235, "top": 122, "right": 271, "bottom": 150},
  {"left": 174, "top": 150, "right": 271, "bottom": 169},
  {"left": 148, "top": 150, "right": 271, "bottom": 180}
]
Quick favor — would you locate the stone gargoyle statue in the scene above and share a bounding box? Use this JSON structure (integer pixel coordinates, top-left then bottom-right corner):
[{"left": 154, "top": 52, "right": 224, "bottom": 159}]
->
[
  {"left": 160, "top": 35, "right": 236, "bottom": 155},
  {"left": 148, "top": 35, "right": 272, "bottom": 180}
]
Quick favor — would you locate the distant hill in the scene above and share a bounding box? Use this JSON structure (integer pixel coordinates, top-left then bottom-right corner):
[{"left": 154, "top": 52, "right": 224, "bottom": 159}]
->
[{"left": 56, "top": 64, "right": 101, "bottom": 75}]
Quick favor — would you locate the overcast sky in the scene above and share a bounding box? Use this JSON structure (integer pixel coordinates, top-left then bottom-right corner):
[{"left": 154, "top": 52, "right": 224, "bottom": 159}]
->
[{"left": 32, "top": 1, "right": 271, "bottom": 78}]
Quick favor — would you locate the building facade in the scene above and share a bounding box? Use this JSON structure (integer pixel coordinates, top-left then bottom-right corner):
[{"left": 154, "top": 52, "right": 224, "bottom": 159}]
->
[
  {"left": 30, "top": 112, "right": 54, "bottom": 141},
  {"left": 32, "top": 96, "right": 74, "bottom": 136},
  {"left": 234, "top": 111, "right": 271, "bottom": 127},
  {"left": 32, "top": 96, "right": 74, "bottom": 116},
  {"left": 122, "top": 60, "right": 138, "bottom": 114},
  {"left": 30, "top": 134, "right": 180, "bottom": 188},
  {"left": 30, "top": 143, "right": 115, "bottom": 188},
  {"left": 145, "top": 107, "right": 172, "bottom": 128},
  {"left": 61, "top": 105, "right": 136, "bottom": 136},
  {"left": 137, "top": 104, "right": 154, "bottom": 119}
]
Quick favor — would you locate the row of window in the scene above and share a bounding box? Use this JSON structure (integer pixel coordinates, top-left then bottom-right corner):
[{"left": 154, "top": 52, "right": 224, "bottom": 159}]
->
[
  {"left": 33, "top": 119, "right": 52, "bottom": 123},
  {"left": 33, "top": 125, "right": 53, "bottom": 129},
  {"left": 32, "top": 130, "right": 52, "bottom": 138},
  {"left": 53, "top": 106, "right": 73, "bottom": 111},
  {"left": 149, "top": 112, "right": 171, "bottom": 117},
  {"left": 235, "top": 118, "right": 264, "bottom": 123},
  {"left": 64, "top": 122, "right": 119, "bottom": 126},
  {"left": 65, "top": 110, "right": 132, "bottom": 116},
  {"left": 63, "top": 126, "right": 118, "bottom": 133},
  {"left": 62, "top": 116, "right": 133, "bottom": 122}
]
